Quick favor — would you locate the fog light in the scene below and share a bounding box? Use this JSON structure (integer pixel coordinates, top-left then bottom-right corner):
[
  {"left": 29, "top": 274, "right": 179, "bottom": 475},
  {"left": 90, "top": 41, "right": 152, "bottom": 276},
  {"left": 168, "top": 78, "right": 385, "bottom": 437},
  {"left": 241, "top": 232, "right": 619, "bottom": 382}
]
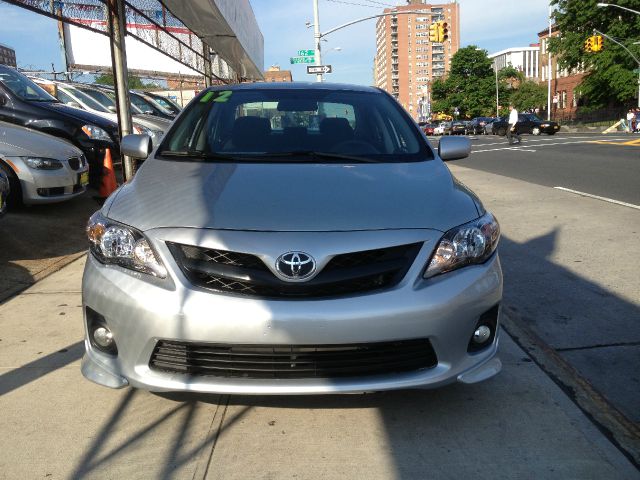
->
[
  {"left": 93, "top": 326, "right": 114, "bottom": 348},
  {"left": 473, "top": 325, "right": 492, "bottom": 344}
]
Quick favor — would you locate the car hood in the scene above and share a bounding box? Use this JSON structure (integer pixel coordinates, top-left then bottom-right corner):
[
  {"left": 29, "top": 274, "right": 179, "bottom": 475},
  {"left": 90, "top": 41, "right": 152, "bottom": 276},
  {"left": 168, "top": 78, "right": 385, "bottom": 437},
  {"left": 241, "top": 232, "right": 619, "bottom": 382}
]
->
[
  {"left": 34, "top": 101, "right": 118, "bottom": 129},
  {"left": 0, "top": 121, "right": 82, "bottom": 158},
  {"left": 107, "top": 157, "right": 480, "bottom": 232}
]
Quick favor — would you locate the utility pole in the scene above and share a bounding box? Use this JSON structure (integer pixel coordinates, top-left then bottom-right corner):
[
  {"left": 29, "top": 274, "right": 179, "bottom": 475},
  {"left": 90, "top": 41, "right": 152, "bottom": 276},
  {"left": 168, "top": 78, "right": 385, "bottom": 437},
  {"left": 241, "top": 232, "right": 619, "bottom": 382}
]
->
[
  {"left": 313, "top": 0, "right": 323, "bottom": 82},
  {"left": 547, "top": 5, "right": 552, "bottom": 121}
]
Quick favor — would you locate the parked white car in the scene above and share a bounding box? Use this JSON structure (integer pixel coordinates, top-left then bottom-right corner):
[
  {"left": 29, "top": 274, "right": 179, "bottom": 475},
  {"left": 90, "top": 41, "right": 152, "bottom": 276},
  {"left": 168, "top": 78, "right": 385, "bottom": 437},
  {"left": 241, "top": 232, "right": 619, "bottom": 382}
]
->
[
  {"left": 433, "top": 123, "right": 446, "bottom": 136},
  {"left": 0, "top": 121, "right": 89, "bottom": 205}
]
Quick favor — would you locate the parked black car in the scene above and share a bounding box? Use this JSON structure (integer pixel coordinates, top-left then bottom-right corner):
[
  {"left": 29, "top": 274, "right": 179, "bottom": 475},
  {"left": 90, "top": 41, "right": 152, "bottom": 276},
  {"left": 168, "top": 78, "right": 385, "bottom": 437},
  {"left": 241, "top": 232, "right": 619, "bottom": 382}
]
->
[
  {"left": 491, "top": 113, "right": 559, "bottom": 136},
  {"left": 447, "top": 120, "right": 467, "bottom": 135},
  {"left": 466, "top": 117, "right": 495, "bottom": 135},
  {"left": 0, "top": 65, "right": 119, "bottom": 187},
  {"left": 0, "top": 168, "right": 8, "bottom": 217}
]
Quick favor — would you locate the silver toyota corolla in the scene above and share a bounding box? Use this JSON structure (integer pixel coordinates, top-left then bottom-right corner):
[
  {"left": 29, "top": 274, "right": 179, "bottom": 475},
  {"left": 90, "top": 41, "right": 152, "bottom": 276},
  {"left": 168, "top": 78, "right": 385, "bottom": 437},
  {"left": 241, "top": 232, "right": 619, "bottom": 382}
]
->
[{"left": 82, "top": 83, "right": 502, "bottom": 394}]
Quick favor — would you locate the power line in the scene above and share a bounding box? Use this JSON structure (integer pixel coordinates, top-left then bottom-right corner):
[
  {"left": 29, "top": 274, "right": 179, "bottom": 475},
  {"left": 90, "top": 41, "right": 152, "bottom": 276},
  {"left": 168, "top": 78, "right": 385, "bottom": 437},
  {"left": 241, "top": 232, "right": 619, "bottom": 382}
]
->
[
  {"left": 323, "top": 0, "right": 381, "bottom": 9},
  {"left": 361, "top": 0, "right": 397, "bottom": 7}
]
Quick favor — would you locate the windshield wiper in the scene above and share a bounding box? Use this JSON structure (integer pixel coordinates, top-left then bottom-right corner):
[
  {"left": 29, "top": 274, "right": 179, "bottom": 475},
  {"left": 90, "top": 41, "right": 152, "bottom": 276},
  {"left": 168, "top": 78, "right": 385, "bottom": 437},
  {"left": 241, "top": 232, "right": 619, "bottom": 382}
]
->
[
  {"left": 250, "top": 150, "right": 381, "bottom": 163},
  {"left": 158, "top": 150, "right": 240, "bottom": 162}
]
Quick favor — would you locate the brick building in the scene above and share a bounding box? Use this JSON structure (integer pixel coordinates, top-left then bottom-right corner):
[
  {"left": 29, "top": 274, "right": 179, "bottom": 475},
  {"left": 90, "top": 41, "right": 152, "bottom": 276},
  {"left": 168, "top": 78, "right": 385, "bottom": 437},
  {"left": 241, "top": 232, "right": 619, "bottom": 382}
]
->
[
  {"left": 539, "top": 25, "right": 586, "bottom": 119},
  {"left": 374, "top": 0, "right": 460, "bottom": 121},
  {"left": 263, "top": 65, "right": 293, "bottom": 82}
]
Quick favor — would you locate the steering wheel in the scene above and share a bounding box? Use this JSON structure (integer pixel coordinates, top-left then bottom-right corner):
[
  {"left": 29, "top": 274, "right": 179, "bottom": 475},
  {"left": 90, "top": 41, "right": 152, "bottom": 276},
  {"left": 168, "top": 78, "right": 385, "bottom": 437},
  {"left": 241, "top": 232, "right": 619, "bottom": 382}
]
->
[{"left": 331, "top": 140, "right": 380, "bottom": 155}]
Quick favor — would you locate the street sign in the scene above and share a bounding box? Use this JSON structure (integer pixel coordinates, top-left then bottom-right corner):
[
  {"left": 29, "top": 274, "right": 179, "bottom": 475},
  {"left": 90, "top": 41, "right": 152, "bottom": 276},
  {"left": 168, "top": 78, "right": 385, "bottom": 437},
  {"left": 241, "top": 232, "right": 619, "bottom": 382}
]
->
[
  {"left": 297, "top": 49, "right": 315, "bottom": 57},
  {"left": 634, "top": 68, "right": 640, "bottom": 73},
  {"left": 307, "top": 65, "right": 332, "bottom": 74},
  {"left": 290, "top": 56, "right": 315, "bottom": 64}
]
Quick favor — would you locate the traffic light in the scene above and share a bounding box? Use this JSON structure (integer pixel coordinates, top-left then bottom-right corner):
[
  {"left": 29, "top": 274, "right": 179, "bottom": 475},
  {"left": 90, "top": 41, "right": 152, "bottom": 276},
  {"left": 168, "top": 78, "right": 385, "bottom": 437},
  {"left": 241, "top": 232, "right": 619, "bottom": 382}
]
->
[
  {"left": 592, "top": 35, "right": 603, "bottom": 52},
  {"left": 439, "top": 22, "right": 449, "bottom": 42},
  {"left": 429, "top": 22, "right": 439, "bottom": 42},
  {"left": 584, "top": 36, "right": 593, "bottom": 52}
]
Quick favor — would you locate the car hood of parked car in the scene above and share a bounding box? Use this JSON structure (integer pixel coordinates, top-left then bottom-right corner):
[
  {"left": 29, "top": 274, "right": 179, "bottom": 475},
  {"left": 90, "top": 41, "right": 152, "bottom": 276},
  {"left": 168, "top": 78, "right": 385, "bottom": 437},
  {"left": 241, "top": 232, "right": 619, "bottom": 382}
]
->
[
  {"left": 34, "top": 101, "right": 118, "bottom": 130},
  {"left": 106, "top": 156, "right": 481, "bottom": 233},
  {"left": 0, "top": 121, "right": 82, "bottom": 159}
]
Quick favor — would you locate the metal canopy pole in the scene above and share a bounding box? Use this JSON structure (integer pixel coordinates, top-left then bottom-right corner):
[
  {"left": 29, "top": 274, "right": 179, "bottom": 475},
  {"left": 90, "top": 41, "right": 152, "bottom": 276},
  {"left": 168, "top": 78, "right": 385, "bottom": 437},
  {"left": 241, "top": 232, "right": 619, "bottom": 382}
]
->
[
  {"left": 203, "top": 41, "right": 213, "bottom": 87},
  {"left": 107, "top": 0, "right": 134, "bottom": 181}
]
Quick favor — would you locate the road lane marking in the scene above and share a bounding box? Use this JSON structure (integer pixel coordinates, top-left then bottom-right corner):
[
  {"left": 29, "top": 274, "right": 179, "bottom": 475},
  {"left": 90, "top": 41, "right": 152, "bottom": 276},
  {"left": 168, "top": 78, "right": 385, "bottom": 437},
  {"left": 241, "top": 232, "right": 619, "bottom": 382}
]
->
[
  {"left": 554, "top": 187, "right": 640, "bottom": 210},
  {"left": 471, "top": 137, "right": 629, "bottom": 147},
  {"left": 471, "top": 138, "right": 637, "bottom": 153},
  {"left": 471, "top": 147, "right": 537, "bottom": 153}
]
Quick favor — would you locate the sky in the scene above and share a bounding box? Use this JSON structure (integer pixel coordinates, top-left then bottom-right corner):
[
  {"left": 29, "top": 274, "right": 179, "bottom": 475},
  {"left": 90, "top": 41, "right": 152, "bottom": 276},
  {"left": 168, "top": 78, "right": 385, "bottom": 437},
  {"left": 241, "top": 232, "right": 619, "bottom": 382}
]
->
[{"left": 0, "top": 0, "right": 551, "bottom": 85}]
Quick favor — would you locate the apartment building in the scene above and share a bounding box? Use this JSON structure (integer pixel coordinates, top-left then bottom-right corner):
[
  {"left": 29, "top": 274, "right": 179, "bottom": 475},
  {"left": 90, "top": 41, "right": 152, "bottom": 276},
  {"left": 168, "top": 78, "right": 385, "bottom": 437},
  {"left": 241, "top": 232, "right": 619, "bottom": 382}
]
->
[
  {"left": 374, "top": 0, "right": 460, "bottom": 120},
  {"left": 0, "top": 43, "right": 17, "bottom": 68},
  {"left": 489, "top": 46, "right": 540, "bottom": 80}
]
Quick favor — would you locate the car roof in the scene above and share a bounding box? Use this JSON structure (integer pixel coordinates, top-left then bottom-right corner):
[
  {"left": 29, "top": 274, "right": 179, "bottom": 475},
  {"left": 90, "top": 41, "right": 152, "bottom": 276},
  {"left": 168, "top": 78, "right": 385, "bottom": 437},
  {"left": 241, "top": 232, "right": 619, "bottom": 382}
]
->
[{"left": 206, "top": 82, "right": 381, "bottom": 94}]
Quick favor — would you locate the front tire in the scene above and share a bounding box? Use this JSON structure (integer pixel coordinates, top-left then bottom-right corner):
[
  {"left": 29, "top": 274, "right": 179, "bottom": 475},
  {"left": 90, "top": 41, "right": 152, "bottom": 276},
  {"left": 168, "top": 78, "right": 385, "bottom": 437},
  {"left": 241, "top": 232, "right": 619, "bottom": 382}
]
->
[
  {"left": 497, "top": 127, "right": 507, "bottom": 136},
  {"left": 0, "top": 161, "right": 22, "bottom": 207}
]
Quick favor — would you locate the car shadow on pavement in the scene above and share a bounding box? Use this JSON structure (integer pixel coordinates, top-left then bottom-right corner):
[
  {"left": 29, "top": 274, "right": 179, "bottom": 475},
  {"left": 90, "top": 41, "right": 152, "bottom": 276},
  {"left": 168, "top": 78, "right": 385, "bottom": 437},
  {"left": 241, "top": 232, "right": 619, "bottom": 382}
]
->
[
  {"left": 0, "top": 340, "right": 84, "bottom": 396},
  {"left": 0, "top": 191, "right": 99, "bottom": 303}
]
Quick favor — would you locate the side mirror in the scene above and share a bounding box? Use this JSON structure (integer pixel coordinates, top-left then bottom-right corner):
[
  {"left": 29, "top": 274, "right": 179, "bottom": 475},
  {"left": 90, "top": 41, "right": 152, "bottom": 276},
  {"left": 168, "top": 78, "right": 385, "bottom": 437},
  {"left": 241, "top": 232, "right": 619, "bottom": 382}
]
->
[
  {"left": 0, "top": 95, "right": 6, "bottom": 106},
  {"left": 121, "top": 133, "right": 152, "bottom": 159},
  {"left": 66, "top": 101, "right": 81, "bottom": 108},
  {"left": 438, "top": 136, "right": 471, "bottom": 161}
]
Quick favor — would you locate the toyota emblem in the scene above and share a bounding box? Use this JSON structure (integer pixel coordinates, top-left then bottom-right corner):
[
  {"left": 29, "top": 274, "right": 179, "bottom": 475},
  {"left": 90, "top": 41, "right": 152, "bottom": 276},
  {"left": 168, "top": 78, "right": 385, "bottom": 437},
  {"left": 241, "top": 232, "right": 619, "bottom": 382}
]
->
[{"left": 276, "top": 252, "right": 316, "bottom": 281}]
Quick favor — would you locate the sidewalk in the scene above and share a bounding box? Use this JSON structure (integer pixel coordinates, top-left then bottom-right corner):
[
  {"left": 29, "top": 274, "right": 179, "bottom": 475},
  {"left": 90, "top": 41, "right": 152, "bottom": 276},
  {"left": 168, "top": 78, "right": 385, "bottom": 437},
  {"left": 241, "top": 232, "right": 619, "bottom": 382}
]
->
[{"left": 1, "top": 257, "right": 638, "bottom": 479}]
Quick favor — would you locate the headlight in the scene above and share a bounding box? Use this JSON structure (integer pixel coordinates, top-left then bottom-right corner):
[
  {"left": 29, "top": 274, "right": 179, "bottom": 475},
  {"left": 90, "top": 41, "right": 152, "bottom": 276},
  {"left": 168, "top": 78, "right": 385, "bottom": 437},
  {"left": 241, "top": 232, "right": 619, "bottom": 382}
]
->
[
  {"left": 541, "top": 124, "right": 549, "bottom": 128},
  {"left": 424, "top": 212, "right": 500, "bottom": 279},
  {"left": 133, "top": 123, "right": 156, "bottom": 138},
  {"left": 82, "top": 124, "right": 112, "bottom": 141},
  {"left": 25, "top": 157, "right": 63, "bottom": 170},
  {"left": 86, "top": 211, "right": 167, "bottom": 278}
]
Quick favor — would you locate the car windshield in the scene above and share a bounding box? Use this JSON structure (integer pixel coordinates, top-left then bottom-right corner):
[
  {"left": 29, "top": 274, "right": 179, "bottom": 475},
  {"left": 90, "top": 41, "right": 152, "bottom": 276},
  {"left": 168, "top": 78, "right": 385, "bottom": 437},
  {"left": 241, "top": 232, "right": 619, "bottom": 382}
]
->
[
  {"left": 77, "top": 87, "right": 144, "bottom": 114},
  {"left": 0, "top": 66, "right": 58, "bottom": 102},
  {"left": 65, "top": 86, "right": 111, "bottom": 112},
  {"left": 160, "top": 88, "right": 432, "bottom": 163},
  {"left": 149, "top": 95, "right": 180, "bottom": 114}
]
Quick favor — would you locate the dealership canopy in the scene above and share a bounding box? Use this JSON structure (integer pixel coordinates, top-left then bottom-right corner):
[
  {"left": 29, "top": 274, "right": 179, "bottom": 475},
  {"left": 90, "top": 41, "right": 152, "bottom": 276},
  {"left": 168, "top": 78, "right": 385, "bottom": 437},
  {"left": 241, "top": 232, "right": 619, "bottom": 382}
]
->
[{"left": 160, "top": 0, "right": 264, "bottom": 80}]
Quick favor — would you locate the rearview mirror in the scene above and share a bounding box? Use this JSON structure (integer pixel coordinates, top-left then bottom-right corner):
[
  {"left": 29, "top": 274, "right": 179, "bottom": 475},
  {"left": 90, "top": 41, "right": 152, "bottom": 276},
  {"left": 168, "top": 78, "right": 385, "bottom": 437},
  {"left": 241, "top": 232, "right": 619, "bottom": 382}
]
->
[
  {"left": 438, "top": 136, "right": 471, "bottom": 161},
  {"left": 121, "top": 134, "right": 152, "bottom": 159}
]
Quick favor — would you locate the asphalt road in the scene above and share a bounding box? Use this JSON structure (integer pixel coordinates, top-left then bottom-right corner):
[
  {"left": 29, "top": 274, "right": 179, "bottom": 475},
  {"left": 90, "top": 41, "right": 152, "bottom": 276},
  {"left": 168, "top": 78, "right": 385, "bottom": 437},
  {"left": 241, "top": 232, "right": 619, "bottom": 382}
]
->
[{"left": 447, "top": 132, "right": 640, "bottom": 205}]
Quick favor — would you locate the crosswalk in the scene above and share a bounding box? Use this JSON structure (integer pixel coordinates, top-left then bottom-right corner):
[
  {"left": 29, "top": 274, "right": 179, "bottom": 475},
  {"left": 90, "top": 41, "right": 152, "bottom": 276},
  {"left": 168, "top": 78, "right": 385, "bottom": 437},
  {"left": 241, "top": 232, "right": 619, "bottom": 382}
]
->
[{"left": 461, "top": 135, "right": 640, "bottom": 153}]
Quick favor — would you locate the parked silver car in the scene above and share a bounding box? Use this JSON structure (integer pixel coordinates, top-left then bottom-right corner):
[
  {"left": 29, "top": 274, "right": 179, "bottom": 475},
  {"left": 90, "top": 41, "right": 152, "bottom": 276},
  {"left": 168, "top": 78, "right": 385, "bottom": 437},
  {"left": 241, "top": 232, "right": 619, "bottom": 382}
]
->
[
  {"left": 0, "top": 121, "right": 88, "bottom": 205},
  {"left": 82, "top": 83, "right": 502, "bottom": 394}
]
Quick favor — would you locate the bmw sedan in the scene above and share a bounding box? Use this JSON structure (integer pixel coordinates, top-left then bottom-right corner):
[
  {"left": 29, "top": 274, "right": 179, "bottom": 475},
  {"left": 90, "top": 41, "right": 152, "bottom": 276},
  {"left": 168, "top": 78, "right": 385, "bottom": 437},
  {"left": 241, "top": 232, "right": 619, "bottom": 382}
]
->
[
  {"left": 82, "top": 82, "right": 502, "bottom": 394},
  {"left": 0, "top": 121, "right": 88, "bottom": 205}
]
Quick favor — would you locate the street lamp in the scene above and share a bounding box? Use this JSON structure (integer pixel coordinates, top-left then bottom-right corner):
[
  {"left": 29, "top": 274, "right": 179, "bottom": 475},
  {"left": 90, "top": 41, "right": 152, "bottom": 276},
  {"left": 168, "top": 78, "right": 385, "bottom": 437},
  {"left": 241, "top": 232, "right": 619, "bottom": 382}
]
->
[{"left": 596, "top": 3, "right": 640, "bottom": 16}]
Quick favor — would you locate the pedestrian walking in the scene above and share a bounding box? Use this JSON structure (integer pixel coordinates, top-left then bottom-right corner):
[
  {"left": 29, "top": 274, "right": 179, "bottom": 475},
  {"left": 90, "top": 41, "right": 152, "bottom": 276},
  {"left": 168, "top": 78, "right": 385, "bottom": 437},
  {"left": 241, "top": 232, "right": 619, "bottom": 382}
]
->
[
  {"left": 507, "top": 104, "right": 521, "bottom": 144},
  {"left": 626, "top": 109, "right": 634, "bottom": 132}
]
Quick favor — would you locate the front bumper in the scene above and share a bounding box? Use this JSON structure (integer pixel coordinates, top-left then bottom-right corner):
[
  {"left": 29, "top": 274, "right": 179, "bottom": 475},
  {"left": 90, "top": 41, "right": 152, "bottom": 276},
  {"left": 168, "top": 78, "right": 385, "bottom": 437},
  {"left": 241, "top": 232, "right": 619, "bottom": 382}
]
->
[
  {"left": 81, "top": 229, "right": 503, "bottom": 394},
  {"left": 9, "top": 157, "right": 89, "bottom": 204}
]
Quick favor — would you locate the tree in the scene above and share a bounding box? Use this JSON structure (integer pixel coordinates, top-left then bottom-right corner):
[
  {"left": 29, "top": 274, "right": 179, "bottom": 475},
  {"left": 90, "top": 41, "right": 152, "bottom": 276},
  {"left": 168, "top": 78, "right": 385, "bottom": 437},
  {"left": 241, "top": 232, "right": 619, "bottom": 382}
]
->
[
  {"left": 509, "top": 80, "right": 547, "bottom": 112},
  {"left": 94, "top": 73, "right": 152, "bottom": 89},
  {"left": 431, "top": 46, "right": 498, "bottom": 118},
  {"left": 549, "top": 0, "right": 640, "bottom": 108}
]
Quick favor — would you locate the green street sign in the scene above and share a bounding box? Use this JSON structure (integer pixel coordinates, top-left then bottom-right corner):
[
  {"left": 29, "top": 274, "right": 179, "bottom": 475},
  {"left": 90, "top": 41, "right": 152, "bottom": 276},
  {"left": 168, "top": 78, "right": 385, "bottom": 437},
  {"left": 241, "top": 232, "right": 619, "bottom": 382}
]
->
[
  {"left": 290, "top": 56, "right": 315, "bottom": 64},
  {"left": 634, "top": 68, "right": 640, "bottom": 73},
  {"left": 297, "top": 49, "right": 315, "bottom": 57}
]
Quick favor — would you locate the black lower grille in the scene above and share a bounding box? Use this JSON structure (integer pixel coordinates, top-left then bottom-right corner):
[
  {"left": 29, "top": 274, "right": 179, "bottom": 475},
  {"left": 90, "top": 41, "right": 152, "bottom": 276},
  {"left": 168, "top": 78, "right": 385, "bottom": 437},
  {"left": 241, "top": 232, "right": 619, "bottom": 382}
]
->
[
  {"left": 68, "top": 157, "right": 81, "bottom": 170},
  {"left": 167, "top": 242, "right": 422, "bottom": 299},
  {"left": 149, "top": 339, "right": 437, "bottom": 379}
]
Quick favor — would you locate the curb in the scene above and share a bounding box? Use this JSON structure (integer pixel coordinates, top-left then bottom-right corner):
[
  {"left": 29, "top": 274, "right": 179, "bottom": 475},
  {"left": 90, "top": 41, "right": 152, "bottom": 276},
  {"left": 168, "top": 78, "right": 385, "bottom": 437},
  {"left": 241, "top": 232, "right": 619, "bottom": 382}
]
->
[
  {"left": 0, "top": 251, "right": 87, "bottom": 305},
  {"left": 501, "top": 305, "right": 640, "bottom": 469}
]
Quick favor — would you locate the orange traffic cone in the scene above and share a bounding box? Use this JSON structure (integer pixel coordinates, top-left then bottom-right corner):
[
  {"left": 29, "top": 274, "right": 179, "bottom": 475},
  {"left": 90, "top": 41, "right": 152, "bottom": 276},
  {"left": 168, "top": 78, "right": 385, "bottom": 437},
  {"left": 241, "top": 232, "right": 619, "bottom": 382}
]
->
[{"left": 99, "top": 148, "right": 118, "bottom": 198}]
